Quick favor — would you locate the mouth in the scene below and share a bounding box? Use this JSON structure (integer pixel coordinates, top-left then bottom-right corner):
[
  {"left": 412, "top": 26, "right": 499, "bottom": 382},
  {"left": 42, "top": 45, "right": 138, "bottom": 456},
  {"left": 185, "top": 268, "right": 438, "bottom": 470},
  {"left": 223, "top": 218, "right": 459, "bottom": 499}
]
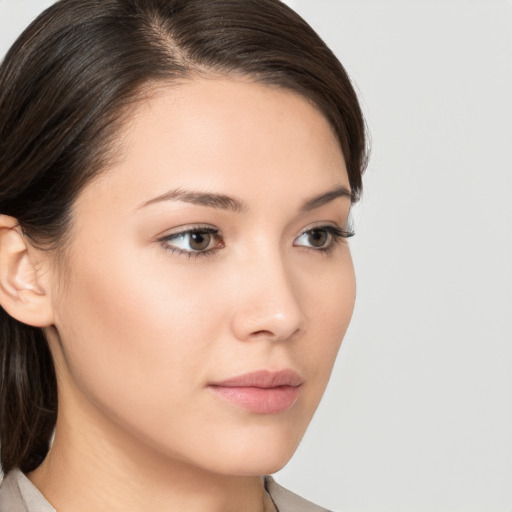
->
[{"left": 208, "top": 369, "right": 303, "bottom": 414}]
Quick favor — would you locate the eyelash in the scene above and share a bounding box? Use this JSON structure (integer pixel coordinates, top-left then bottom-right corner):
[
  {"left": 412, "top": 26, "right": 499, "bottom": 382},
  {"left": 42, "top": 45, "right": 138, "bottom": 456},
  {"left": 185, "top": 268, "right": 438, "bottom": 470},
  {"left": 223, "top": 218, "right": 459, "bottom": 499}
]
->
[
  {"left": 158, "top": 224, "right": 354, "bottom": 259},
  {"left": 159, "top": 226, "right": 222, "bottom": 259},
  {"left": 300, "top": 225, "right": 355, "bottom": 256}
]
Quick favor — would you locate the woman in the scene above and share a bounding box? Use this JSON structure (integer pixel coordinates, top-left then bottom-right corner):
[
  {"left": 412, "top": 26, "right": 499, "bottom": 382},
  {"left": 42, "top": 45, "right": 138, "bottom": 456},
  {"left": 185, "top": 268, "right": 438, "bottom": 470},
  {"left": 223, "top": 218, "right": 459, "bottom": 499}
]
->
[{"left": 0, "top": 0, "right": 367, "bottom": 510}]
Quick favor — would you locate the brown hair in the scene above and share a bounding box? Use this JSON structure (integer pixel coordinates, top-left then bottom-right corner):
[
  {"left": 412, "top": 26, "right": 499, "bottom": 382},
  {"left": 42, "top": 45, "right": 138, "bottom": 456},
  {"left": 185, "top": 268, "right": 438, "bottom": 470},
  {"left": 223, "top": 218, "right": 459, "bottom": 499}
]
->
[{"left": 0, "top": 0, "right": 368, "bottom": 474}]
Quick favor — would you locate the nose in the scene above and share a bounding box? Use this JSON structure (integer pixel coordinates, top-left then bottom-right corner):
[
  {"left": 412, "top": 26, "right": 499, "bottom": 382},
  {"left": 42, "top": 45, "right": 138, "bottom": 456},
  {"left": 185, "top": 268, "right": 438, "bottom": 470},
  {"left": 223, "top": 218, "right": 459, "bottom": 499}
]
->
[{"left": 229, "top": 252, "right": 306, "bottom": 343}]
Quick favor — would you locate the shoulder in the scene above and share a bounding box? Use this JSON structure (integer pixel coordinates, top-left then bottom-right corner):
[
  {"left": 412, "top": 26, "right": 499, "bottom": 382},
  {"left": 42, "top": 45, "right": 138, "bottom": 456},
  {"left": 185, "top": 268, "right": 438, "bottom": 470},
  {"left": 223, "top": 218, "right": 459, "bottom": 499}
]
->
[
  {"left": 264, "top": 475, "right": 333, "bottom": 512},
  {"left": 0, "top": 470, "right": 332, "bottom": 512},
  {"left": 0, "top": 469, "right": 56, "bottom": 512}
]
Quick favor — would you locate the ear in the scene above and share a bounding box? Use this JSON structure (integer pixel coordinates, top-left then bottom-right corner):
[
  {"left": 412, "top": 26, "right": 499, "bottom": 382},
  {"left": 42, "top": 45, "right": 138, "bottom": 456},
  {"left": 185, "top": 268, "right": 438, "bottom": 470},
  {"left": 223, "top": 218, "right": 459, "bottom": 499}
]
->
[{"left": 0, "top": 215, "right": 55, "bottom": 327}]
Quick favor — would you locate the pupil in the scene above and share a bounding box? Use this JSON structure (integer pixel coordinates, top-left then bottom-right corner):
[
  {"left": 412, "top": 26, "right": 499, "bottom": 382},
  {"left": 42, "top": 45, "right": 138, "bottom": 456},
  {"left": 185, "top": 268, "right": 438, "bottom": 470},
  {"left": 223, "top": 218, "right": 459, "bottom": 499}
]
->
[
  {"left": 308, "top": 229, "right": 328, "bottom": 247},
  {"left": 190, "top": 232, "right": 210, "bottom": 250}
]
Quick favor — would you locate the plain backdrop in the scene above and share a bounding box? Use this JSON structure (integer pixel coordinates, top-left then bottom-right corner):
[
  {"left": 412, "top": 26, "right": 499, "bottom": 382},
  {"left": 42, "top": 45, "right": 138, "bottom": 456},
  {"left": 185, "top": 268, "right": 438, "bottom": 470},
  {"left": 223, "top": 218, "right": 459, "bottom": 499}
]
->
[{"left": 1, "top": 1, "right": 511, "bottom": 511}]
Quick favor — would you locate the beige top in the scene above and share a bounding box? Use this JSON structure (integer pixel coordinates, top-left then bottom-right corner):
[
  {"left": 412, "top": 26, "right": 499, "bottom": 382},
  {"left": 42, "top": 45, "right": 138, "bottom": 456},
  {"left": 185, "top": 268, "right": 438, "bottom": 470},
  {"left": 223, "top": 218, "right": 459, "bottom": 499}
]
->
[{"left": 0, "top": 469, "right": 331, "bottom": 512}]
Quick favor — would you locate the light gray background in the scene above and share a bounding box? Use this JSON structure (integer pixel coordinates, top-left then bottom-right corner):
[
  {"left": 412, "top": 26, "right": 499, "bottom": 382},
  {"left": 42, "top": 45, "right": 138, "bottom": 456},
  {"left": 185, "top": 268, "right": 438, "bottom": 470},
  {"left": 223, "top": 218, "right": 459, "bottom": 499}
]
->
[{"left": 1, "top": 1, "right": 511, "bottom": 511}]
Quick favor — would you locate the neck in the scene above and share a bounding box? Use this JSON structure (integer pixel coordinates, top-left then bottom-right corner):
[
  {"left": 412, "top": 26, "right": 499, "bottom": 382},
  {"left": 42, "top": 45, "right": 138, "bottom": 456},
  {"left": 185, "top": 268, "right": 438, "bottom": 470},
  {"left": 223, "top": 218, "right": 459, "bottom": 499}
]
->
[{"left": 29, "top": 401, "right": 268, "bottom": 512}]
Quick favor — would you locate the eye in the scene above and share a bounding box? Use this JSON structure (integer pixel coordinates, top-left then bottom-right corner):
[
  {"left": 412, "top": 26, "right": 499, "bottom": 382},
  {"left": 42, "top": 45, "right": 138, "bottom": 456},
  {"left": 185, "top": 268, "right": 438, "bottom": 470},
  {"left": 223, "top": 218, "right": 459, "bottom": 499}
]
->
[
  {"left": 159, "top": 226, "right": 224, "bottom": 256},
  {"left": 294, "top": 225, "right": 354, "bottom": 252},
  {"left": 297, "top": 228, "right": 329, "bottom": 248}
]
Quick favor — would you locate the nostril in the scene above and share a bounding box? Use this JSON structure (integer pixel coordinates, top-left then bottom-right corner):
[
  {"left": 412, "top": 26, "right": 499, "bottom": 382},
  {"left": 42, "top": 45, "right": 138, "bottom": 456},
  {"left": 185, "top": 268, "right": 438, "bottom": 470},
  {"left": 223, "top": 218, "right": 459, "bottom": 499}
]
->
[
  {"left": 251, "top": 330, "right": 274, "bottom": 338},
  {"left": 249, "top": 325, "right": 302, "bottom": 342}
]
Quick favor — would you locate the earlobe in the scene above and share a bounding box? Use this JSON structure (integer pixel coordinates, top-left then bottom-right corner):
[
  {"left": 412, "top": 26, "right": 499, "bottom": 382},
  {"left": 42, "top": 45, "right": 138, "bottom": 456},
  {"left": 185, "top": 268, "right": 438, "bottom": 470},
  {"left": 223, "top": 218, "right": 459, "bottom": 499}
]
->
[{"left": 0, "top": 214, "right": 55, "bottom": 327}]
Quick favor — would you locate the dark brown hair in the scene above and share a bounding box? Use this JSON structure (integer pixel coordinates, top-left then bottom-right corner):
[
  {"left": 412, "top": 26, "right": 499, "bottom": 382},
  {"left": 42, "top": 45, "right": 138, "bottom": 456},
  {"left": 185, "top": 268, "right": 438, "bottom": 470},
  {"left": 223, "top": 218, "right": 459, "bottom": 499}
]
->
[{"left": 0, "top": 0, "right": 368, "bottom": 474}]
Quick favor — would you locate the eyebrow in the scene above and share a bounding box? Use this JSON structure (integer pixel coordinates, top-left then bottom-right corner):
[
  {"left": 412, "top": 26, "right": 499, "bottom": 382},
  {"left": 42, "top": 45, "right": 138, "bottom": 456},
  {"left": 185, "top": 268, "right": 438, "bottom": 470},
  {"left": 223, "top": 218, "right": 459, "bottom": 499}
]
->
[
  {"left": 138, "top": 185, "right": 352, "bottom": 213},
  {"left": 300, "top": 185, "right": 353, "bottom": 212},
  {"left": 138, "top": 188, "right": 247, "bottom": 213}
]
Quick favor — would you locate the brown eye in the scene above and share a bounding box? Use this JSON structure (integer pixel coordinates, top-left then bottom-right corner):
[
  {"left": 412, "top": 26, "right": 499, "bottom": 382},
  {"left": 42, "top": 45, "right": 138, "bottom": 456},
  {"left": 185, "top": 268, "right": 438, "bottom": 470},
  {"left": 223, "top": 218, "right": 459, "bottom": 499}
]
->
[
  {"left": 189, "top": 231, "right": 211, "bottom": 251},
  {"left": 160, "top": 227, "right": 222, "bottom": 255},
  {"left": 294, "top": 225, "right": 352, "bottom": 252},
  {"left": 306, "top": 228, "right": 329, "bottom": 248}
]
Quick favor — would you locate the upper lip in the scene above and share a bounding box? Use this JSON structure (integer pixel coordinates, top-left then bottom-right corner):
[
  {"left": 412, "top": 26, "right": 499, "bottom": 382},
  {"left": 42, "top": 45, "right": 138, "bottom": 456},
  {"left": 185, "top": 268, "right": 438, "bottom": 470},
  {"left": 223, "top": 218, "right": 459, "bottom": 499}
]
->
[{"left": 210, "top": 369, "right": 303, "bottom": 388}]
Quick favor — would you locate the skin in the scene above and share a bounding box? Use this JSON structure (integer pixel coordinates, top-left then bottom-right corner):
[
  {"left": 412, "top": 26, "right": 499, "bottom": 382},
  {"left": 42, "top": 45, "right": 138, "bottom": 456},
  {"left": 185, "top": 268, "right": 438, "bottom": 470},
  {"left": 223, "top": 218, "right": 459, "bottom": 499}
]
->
[{"left": 1, "top": 77, "right": 355, "bottom": 512}]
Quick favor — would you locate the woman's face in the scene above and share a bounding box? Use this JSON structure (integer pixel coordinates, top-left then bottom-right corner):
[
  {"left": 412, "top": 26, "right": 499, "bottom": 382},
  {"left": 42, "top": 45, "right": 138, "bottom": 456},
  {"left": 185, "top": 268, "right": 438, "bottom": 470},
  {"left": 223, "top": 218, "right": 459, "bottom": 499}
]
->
[{"left": 46, "top": 77, "right": 355, "bottom": 475}]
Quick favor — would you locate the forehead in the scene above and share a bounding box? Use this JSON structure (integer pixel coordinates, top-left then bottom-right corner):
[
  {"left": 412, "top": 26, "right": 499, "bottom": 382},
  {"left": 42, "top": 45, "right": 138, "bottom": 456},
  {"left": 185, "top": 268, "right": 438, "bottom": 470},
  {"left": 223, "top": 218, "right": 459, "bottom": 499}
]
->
[{"left": 77, "top": 77, "right": 348, "bottom": 212}]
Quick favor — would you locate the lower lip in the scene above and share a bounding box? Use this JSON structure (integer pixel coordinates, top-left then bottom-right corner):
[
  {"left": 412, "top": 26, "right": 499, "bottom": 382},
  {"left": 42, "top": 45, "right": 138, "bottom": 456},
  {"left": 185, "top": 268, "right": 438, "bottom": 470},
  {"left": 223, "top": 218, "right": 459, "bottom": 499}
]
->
[{"left": 209, "top": 385, "right": 301, "bottom": 414}]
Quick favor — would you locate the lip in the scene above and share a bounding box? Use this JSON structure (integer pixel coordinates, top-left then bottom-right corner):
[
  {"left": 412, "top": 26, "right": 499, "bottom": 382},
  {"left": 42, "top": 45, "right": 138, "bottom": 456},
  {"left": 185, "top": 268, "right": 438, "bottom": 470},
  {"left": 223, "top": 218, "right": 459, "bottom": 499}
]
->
[{"left": 208, "top": 369, "right": 303, "bottom": 414}]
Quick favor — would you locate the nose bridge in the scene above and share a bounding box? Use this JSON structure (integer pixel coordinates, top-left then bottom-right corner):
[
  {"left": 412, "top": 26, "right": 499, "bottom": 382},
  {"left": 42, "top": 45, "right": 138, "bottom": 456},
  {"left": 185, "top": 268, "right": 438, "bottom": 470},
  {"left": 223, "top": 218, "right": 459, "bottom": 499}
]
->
[{"left": 230, "top": 243, "right": 305, "bottom": 342}]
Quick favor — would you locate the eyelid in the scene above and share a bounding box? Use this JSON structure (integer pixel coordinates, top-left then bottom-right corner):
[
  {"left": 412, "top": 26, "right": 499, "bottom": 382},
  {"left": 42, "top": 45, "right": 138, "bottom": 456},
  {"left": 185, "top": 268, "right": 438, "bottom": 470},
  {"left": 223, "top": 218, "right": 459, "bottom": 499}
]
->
[
  {"left": 157, "top": 224, "right": 224, "bottom": 258},
  {"left": 293, "top": 222, "right": 355, "bottom": 254},
  {"left": 156, "top": 223, "right": 219, "bottom": 238},
  {"left": 297, "top": 221, "right": 354, "bottom": 238}
]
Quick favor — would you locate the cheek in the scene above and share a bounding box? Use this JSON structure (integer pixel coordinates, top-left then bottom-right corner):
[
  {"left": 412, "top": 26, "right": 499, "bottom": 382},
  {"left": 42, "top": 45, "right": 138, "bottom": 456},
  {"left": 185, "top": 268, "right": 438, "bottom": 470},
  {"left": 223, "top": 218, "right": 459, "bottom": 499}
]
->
[
  {"left": 299, "top": 251, "right": 356, "bottom": 383},
  {"left": 53, "top": 241, "right": 226, "bottom": 427}
]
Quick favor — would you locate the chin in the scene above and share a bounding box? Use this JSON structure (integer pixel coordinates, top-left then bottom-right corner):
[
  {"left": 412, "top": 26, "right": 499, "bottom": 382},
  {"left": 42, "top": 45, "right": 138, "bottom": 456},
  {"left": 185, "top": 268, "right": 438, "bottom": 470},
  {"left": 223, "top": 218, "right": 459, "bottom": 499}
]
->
[
  {"left": 214, "top": 450, "right": 296, "bottom": 477},
  {"left": 194, "top": 423, "right": 307, "bottom": 477}
]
